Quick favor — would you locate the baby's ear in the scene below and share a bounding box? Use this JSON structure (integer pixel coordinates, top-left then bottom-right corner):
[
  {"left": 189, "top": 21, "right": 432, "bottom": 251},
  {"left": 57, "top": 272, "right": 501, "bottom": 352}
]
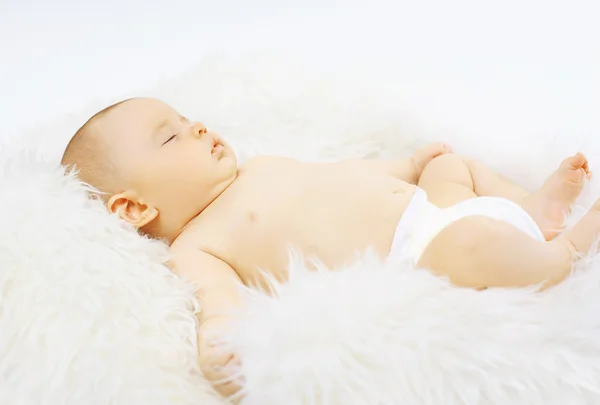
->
[{"left": 107, "top": 192, "right": 158, "bottom": 228}]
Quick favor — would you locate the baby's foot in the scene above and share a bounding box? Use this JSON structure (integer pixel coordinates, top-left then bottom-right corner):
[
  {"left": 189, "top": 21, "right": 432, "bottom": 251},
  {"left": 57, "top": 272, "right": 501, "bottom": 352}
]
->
[
  {"left": 557, "top": 198, "right": 600, "bottom": 258},
  {"left": 522, "top": 153, "right": 591, "bottom": 240},
  {"left": 411, "top": 142, "right": 453, "bottom": 176}
]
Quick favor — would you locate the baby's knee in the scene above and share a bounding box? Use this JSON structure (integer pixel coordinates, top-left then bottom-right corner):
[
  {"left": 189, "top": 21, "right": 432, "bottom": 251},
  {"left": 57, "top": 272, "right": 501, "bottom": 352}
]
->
[
  {"left": 419, "top": 153, "right": 473, "bottom": 190},
  {"left": 424, "top": 153, "right": 466, "bottom": 171}
]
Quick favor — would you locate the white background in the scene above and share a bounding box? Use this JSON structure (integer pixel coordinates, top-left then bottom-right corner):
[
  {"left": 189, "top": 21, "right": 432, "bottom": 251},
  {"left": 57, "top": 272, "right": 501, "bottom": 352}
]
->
[{"left": 1, "top": 0, "right": 599, "bottom": 140}]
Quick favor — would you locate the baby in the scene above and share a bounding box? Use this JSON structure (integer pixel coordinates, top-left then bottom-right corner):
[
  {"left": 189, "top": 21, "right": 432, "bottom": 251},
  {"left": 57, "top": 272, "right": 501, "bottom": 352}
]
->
[{"left": 62, "top": 97, "right": 599, "bottom": 399}]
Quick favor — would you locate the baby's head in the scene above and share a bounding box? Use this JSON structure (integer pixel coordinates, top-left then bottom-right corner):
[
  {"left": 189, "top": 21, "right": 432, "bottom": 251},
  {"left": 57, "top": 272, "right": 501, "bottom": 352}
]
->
[{"left": 61, "top": 97, "right": 238, "bottom": 242}]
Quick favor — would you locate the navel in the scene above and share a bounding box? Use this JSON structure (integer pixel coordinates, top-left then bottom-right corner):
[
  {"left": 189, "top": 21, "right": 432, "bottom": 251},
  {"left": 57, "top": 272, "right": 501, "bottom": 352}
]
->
[{"left": 246, "top": 211, "right": 259, "bottom": 223}]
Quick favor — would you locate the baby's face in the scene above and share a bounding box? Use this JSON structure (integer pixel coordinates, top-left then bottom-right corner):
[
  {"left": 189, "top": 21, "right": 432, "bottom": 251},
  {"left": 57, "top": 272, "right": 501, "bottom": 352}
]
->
[{"left": 98, "top": 98, "right": 238, "bottom": 236}]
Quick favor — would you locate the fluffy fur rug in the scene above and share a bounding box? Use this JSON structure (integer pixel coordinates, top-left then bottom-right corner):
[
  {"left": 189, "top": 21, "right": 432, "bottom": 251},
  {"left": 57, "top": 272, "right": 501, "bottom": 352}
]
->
[{"left": 2, "top": 53, "right": 600, "bottom": 405}]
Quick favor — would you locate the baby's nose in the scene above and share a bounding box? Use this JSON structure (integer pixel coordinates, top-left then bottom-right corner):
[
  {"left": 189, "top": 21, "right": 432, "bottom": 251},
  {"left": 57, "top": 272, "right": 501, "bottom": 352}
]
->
[{"left": 192, "top": 122, "right": 207, "bottom": 136}]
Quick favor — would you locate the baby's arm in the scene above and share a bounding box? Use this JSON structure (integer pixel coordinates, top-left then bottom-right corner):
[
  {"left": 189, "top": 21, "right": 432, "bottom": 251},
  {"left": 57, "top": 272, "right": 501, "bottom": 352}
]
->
[{"left": 169, "top": 246, "right": 245, "bottom": 401}]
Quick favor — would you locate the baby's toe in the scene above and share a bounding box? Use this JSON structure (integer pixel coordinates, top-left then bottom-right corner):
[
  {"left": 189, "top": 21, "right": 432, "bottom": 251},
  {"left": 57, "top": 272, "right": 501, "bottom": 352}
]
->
[
  {"left": 562, "top": 152, "right": 587, "bottom": 170},
  {"left": 430, "top": 142, "right": 452, "bottom": 155}
]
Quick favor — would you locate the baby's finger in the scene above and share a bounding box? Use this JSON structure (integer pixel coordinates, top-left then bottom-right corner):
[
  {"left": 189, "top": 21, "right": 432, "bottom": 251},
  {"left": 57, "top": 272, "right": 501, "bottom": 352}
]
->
[{"left": 203, "top": 355, "right": 244, "bottom": 398}]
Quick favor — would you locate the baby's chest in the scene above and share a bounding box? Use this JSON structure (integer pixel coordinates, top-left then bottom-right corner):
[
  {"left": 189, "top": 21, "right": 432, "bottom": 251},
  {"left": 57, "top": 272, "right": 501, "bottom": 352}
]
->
[{"left": 208, "top": 182, "right": 404, "bottom": 278}]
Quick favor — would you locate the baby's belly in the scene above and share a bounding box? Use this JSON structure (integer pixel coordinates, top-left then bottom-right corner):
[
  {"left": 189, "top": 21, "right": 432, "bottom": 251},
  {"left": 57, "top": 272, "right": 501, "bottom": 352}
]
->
[{"left": 223, "top": 187, "right": 417, "bottom": 286}]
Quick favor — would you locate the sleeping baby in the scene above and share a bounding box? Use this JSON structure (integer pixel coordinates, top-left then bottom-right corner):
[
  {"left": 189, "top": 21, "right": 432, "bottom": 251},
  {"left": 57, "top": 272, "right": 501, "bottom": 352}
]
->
[{"left": 61, "top": 97, "right": 598, "bottom": 400}]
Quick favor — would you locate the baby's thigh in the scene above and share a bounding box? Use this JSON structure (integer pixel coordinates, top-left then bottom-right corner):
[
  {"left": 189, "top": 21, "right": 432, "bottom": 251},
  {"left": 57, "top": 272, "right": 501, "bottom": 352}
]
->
[
  {"left": 416, "top": 216, "right": 493, "bottom": 271},
  {"left": 420, "top": 182, "right": 476, "bottom": 208},
  {"left": 416, "top": 215, "right": 552, "bottom": 288},
  {"left": 418, "top": 154, "right": 476, "bottom": 208}
]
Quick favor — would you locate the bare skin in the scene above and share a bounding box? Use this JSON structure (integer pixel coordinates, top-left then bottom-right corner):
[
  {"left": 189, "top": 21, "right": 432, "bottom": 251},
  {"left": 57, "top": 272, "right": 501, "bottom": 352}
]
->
[
  {"left": 62, "top": 98, "right": 599, "bottom": 402},
  {"left": 416, "top": 153, "right": 595, "bottom": 289},
  {"left": 523, "top": 154, "right": 592, "bottom": 239}
]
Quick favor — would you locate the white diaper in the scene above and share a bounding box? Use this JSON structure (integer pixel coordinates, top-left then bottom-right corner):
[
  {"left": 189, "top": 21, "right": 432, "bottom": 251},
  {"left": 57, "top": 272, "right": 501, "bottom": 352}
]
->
[{"left": 390, "top": 188, "right": 545, "bottom": 263}]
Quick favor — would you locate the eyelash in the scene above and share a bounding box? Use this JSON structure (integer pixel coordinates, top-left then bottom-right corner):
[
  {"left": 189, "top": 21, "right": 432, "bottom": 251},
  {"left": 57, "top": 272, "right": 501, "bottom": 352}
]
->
[{"left": 163, "top": 134, "right": 177, "bottom": 145}]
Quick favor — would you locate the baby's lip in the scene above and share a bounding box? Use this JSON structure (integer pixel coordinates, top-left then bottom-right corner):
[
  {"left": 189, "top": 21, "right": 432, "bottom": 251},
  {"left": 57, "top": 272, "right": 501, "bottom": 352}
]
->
[{"left": 211, "top": 137, "right": 224, "bottom": 156}]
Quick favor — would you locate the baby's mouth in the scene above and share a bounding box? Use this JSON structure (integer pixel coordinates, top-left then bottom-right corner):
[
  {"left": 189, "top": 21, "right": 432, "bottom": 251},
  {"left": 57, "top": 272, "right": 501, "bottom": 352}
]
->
[{"left": 211, "top": 139, "right": 224, "bottom": 156}]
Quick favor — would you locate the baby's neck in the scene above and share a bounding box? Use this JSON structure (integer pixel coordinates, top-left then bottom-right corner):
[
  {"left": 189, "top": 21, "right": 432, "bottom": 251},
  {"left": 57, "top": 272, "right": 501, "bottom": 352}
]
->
[
  {"left": 160, "top": 173, "right": 241, "bottom": 245},
  {"left": 146, "top": 216, "right": 198, "bottom": 246}
]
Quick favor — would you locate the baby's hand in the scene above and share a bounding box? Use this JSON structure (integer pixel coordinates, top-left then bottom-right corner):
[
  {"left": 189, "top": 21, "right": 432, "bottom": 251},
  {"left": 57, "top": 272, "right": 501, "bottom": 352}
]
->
[
  {"left": 411, "top": 142, "right": 452, "bottom": 178},
  {"left": 198, "top": 315, "right": 245, "bottom": 402},
  {"left": 200, "top": 343, "right": 244, "bottom": 403}
]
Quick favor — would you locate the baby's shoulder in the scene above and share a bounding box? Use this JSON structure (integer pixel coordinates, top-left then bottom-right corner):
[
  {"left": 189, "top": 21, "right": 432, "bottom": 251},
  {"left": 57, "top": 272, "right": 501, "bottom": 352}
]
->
[
  {"left": 169, "top": 222, "right": 211, "bottom": 257},
  {"left": 170, "top": 216, "right": 232, "bottom": 259}
]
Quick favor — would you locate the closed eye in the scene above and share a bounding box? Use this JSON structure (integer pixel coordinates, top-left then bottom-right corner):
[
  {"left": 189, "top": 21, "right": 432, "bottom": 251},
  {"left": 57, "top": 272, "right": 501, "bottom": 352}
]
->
[{"left": 162, "top": 134, "right": 177, "bottom": 145}]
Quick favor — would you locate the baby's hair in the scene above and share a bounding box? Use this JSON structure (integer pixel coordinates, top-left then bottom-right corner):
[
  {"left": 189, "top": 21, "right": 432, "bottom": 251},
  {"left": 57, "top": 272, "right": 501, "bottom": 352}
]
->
[{"left": 61, "top": 99, "right": 131, "bottom": 199}]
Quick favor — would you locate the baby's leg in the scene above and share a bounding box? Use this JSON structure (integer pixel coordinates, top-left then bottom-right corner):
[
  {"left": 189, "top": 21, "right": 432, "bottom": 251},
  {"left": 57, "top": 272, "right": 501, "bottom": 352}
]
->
[
  {"left": 462, "top": 157, "right": 531, "bottom": 205},
  {"left": 418, "top": 153, "right": 530, "bottom": 208},
  {"left": 417, "top": 157, "right": 476, "bottom": 207},
  {"left": 419, "top": 153, "right": 590, "bottom": 240},
  {"left": 417, "top": 199, "right": 600, "bottom": 289}
]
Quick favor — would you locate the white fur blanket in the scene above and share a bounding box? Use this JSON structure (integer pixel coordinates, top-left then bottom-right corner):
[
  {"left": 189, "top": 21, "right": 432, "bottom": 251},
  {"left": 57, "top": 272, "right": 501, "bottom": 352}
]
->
[{"left": 2, "top": 54, "right": 600, "bottom": 405}]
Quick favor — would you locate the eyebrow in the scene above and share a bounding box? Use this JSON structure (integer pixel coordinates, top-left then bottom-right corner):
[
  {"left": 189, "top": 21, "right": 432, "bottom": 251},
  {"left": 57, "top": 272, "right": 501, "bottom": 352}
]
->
[
  {"left": 153, "top": 118, "right": 170, "bottom": 134},
  {"left": 153, "top": 115, "right": 189, "bottom": 139}
]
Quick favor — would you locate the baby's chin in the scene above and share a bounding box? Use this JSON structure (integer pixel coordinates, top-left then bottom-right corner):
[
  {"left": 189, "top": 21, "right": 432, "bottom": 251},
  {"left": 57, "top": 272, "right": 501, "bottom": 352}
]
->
[
  {"left": 215, "top": 150, "right": 238, "bottom": 177},
  {"left": 220, "top": 146, "right": 238, "bottom": 167}
]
